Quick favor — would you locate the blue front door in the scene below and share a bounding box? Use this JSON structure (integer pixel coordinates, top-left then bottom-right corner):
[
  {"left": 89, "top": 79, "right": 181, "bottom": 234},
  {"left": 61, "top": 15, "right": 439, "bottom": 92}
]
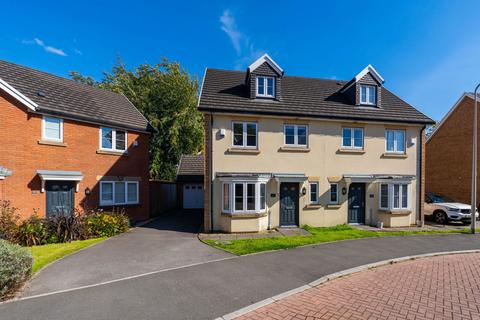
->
[{"left": 46, "top": 181, "right": 75, "bottom": 217}]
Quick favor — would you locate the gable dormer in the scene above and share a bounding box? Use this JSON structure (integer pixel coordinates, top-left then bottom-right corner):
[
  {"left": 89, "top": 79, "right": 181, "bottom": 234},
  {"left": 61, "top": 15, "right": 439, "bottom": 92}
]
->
[
  {"left": 341, "top": 65, "right": 384, "bottom": 108},
  {"left": 246, "top": 54, "right": 284, "bottom": 100}
]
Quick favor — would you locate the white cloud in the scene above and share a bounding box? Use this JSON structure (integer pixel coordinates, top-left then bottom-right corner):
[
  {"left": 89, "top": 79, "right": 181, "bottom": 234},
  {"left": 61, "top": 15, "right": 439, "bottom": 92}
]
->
[{"left": 21, "top": 37, "right": 67, "bottom": 57}]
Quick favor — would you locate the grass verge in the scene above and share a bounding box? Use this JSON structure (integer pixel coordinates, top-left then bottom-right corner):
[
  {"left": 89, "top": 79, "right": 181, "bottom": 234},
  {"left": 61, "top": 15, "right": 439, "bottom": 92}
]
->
[
  {"left": 203, "top": 225, "right": 470, "bottom": 255},
  {"left": 29, "top": 237, "right": 107, "bottom": 273}
]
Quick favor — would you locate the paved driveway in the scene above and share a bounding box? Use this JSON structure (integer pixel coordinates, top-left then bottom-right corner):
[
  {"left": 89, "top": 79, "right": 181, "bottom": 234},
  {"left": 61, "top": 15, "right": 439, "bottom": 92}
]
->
[
  {"left": 21, "top": 210, "right": 232, "bottom": 297},
  {"left": 2, "top": 233, "right": 480, "bottom": 320}
]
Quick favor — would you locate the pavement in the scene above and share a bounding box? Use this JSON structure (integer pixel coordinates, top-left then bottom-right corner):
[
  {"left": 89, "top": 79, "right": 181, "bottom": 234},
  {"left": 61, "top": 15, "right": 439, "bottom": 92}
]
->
[
  {"left": 1, "top": 231, "right": 480, "bottom": 320},
  {"left": 236, "top": 252, "right": 480, "bottom": 320}
]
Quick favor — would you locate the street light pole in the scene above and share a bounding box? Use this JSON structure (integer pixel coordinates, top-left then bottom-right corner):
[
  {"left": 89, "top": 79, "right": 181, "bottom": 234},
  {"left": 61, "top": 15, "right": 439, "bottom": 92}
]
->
[{"left": 471, "top": 84, "right": 480, "bottom": 234}]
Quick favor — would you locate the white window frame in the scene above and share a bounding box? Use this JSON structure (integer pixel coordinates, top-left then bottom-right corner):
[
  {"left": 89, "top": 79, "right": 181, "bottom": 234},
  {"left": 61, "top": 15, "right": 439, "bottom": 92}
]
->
[
  {"left": 385, "top": 129, "right": 406, "bottom": 154},
  {"left": 379, "top": 183, "right": 409, "bottom": 210},
  {"left": 100, "top": 181, "right": 139, "bottom": 206},
  {"left": 42, "top": 116, "right": 64, "bottom": 142},
  {"left": 329, "top": 183, "right": 339, "bottom": 204},
  {"left": 221, "top": 180, "right": 267, "bottom": 214},
  {"left": 256, "top": 76, "right": 275, "bottom": 98},
  {"left": 99, "top": 127, "right": 128, "bottom": 152},
  {"left": 309, "top": 182, "right": 319, "bottom": 204},
  {"left": 284, "top": 124, "right": 308, "bottom": 147},
  {"left": 360, "top": 84, "right": 376, "bottom": 105},
  {"left": 341, "top": 127, "right": 364, "bottom": 149},
  {"left": 231, "top": 122, "right": 258, "bottom": 148}
]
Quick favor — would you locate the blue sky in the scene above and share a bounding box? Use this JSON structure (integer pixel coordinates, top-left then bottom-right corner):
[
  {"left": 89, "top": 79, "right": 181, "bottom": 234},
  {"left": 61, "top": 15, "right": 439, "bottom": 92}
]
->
[{"left": 2, "top": 0, "right": 480, "bottom": 121}]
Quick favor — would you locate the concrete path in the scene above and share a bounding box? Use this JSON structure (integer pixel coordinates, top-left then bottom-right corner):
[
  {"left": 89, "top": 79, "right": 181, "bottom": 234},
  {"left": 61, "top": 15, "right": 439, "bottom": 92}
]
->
[
  {"left": 236, "top": 252, "right": 480, "bottom": 320},
  {"left": 2, "top": 233, "right": 480, "bottom": 320},
  {"left": 21, "top": 210, "right": 232, "bottom": 297}
]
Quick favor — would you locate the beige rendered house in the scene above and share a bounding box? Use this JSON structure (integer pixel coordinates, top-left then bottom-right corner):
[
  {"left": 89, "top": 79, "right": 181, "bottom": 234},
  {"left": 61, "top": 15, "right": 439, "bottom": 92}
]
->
[{"left": 198, "top": 54, "right": 434, "bottom": 232}]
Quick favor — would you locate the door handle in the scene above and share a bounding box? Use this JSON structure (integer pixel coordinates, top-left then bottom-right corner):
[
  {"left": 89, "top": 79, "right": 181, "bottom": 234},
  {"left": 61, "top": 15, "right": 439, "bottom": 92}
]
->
[{"left": 353, "top": 205, "right": 360, "bottom": 209}]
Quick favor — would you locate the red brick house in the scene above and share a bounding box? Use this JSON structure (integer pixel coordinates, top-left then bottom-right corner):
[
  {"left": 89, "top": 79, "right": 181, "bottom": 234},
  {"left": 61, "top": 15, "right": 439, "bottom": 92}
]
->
[{"left": 0, "top": 60, "right": 154, "bottom": 221}]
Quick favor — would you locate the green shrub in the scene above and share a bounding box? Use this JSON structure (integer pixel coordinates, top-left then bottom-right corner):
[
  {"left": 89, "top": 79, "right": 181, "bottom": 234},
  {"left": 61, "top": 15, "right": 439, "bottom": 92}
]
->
[
  {"left": 0, "top": 201, "right": 20, "bottom": 242},
  {"left": 17, "top": 215, "right": 48, "bottom": 246},
  {"left": 86, "top": 210, "right": 130, "bottom": 238},
  {"left": 0, "top": 240, "right": 32, "bottom": 300}
]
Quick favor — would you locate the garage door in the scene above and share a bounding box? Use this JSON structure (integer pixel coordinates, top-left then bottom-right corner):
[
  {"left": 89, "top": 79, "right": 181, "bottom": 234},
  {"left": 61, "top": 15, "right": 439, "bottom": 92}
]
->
[{"left": 183, "top": 184, "right": 204, "bottom": 209}]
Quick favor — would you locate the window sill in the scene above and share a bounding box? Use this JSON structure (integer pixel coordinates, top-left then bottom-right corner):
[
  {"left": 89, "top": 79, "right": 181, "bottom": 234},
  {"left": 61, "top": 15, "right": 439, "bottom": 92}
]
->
[
  {"left": 38, "top": 140, "right": 67, "bottom": 147},
  {"left": 381, "top": 153, "right": 408, "bottom": 159},
  {"left": 337, "top": 148, "right": 366, "bottom": 154},
  {"left": 97, "top": 149, "right": 128, "bottom": 156},
  {"left": 304, "top": 204, "right": 321, "bottom": 210},
  {"left": 221, "top": 211, "right": 267, "bottom": 218},
  {"left": 326, "top": 204, "right": 341, "bottom": 209},
  {"left": 226, "top": 148, "right": 260, "bottom": 155},
  {"left": 99, "top": 203, "right": 141, "bottom": 208},
  {"left": 278, "top": 146, "right": 310, "bottom": 153},
  {"left": 378, "top": 209, "right": 411, "bottom": 215}
]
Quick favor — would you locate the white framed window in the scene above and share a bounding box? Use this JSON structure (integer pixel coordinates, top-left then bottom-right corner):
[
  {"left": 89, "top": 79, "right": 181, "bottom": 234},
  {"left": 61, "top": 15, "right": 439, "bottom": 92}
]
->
[
  {"left": 256, "top": 76, "right": 275, "bottom": 98},
  {"left": 100, "top": 181, "right": 139, "bottom": 206},
  {"left": 309, "top": 182, "right": 318, "bottom": 204},
  {"left": 385, "top": 129, "right": 406, "bottom": 153},
  {"left": 100, "top": 127, "right": 128, "bottom": 152},
  {"left": 222, "top": 181, "right": 267, "bottom": 213},
  {"left": 330, "top": 183, "right": 339, "bottom": 204},
  {"left": 232, "top": 122, "right": 257, "bottom": 148},
  {"left": 379, "top": 183, "right": 409, "bottom": 210},
  {"left": 42, "top": 116, "right": 63, "bottom": 142},
  {"left": 360, "top": 85, "right": 376, "bottom": 105},
  {"left": 342, "top": 127, "right": 364, "bottom": 149},
  {"left": 284, "top": 125, "right": 308, "bottom": 147}
]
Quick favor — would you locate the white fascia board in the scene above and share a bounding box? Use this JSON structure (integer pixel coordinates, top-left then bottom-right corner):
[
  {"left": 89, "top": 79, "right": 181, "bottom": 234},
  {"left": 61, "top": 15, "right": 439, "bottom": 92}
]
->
[
  {"left": 0, "top": 78, "right": 37, "bottom": 111},
  {"left": 354, "top": 64, "right": 385, "bottom": 84},
  {"left": 248, "top": 54, "right": 284, "bottom": 75}
]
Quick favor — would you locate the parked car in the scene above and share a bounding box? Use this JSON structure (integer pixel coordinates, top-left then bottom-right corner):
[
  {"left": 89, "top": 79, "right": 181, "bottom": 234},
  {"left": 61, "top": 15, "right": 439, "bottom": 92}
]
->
[{"left": 425, "top": 193, "right": 478, "bottom": 224}]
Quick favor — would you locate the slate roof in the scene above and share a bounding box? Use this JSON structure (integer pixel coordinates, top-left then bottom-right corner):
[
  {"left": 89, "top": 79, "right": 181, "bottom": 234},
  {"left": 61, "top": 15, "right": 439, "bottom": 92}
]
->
[
  {"left": 177, "top": 154, "right": 204, "bottom": 177},
  {"left": 0, "top": 60, "right": 153, "bottom": 132},
  {"left": 198, "top": 69, "right": 434, "bottom": 124}
]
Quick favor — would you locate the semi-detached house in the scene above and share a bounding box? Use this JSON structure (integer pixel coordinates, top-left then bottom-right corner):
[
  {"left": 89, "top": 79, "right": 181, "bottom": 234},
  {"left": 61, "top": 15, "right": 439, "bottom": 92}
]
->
[
  {"left": 198, "top": 54, "right": 434, "bottom": 233},
  {"left": 0, "top": 60, "right": 154, "bottom": 221}
]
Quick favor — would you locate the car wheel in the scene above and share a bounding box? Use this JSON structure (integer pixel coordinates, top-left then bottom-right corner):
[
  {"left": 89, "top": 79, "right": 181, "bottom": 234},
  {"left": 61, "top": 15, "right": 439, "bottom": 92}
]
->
[{"left": 434, "top": 211, "right": 448, "bottom": 224}]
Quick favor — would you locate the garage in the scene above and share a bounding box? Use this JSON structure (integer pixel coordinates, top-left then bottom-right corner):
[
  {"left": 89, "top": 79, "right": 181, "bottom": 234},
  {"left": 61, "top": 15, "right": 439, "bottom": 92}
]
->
[{"left": 176, "top": 154, "right": 204, "bottom": 209}]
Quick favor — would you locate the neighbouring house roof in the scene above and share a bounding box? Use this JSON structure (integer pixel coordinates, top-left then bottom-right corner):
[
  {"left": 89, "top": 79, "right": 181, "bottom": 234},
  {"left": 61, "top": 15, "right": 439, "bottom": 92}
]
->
[
  {"left": 0, "top": 166, "right": 12, "bottom": 179},
  {"left": 0, "top": 60, "right": 154, "bottom": 133},
  {"left": 198, "top": 69, "right": 434, "bottom": 125},
  {"left": 176, "top": 154, "right": 204, "bottom": 182}
]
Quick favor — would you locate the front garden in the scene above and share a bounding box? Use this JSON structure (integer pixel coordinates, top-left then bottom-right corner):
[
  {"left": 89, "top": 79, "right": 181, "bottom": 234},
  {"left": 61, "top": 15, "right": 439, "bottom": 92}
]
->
[{"left": 0, "top": 201, "right": 130, "bottom": 300}]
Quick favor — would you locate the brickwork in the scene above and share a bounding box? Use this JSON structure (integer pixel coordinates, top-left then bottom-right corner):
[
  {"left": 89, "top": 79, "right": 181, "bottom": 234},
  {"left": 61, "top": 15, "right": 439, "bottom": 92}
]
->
[
  {"left": 0, "top": 91, "right": 150, "bottom": 220},
  {"left": 203, "top": 113, "right": 212, "bottom": 231},
  {"left": 237, "top": 253, "right": 480, "bottom": 320}
]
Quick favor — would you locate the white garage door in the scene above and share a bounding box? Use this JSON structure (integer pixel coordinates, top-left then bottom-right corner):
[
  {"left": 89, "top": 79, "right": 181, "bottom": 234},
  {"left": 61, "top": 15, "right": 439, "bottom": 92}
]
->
[{"left": 183, "top": 184, "right": 204, "bottom": 209}]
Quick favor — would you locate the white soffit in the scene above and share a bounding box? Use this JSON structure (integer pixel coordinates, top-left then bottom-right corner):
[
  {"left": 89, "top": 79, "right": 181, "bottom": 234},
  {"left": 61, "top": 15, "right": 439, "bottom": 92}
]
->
[
  {"left": 354, "top": 64, "right": 385, "bottom": 84},
  {"left": 248, "top": 54, "right": 284, "bottom": 75}
]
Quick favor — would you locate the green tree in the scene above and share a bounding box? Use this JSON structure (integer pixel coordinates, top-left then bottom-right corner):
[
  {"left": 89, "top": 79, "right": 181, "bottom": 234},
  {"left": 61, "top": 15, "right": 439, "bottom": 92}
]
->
[{"left": 70, "top": 59, "right": 203, "bottom": 180}]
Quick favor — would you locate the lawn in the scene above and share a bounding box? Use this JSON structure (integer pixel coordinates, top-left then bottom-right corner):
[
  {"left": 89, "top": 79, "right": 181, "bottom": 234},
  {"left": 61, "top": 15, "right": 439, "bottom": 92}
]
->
[
  {"left": 29, "top": 237, "right": 107, "bottom": 273},
  {"left": 203, "top": 225, "right": 470, "bottom": 255}
]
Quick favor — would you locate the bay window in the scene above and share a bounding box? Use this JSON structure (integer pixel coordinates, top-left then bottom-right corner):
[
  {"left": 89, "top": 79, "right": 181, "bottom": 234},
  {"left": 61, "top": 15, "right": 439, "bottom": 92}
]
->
[
  {"left": 222, "top": 181, "right": 267, "bottom": 213},
  {"left": 379, "top": 183, "right": 409, "bottom": 210},
  {"left": 309, "top": 182, "right": 318, "bottom": 204},
  {"left": 330, "top": 183, "right": 339, "bottom": 204}
]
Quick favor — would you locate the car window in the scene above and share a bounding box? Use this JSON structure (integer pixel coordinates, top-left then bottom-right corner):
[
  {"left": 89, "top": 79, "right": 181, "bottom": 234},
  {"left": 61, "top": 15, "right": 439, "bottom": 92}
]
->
[{"left": 428, "top": 193, "right": 454, "bottom": 203}]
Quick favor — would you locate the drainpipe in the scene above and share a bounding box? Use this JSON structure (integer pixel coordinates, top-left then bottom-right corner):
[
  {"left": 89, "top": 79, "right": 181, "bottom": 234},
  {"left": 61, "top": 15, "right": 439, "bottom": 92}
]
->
[
  {"left": 472, "top": 85, "right": 480, "bottom": 234},
  {"left": 419, "top": 125, "right": 425, "bottom": 227}
]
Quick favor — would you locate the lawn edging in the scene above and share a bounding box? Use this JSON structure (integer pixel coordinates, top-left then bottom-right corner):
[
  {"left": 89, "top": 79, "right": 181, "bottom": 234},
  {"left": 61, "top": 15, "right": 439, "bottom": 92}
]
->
[{"left": 216, "top": 249, "right": 480, "bottom": 320}]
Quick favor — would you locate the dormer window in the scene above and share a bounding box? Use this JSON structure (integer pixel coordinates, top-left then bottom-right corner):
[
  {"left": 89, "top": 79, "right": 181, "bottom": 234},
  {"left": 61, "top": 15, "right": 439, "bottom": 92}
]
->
[
  {"left": 256, "top": 76, "right": 275, "bottom": 98},
  {"left": 360, "top": 85, "right": 376, "bottom": 105}
]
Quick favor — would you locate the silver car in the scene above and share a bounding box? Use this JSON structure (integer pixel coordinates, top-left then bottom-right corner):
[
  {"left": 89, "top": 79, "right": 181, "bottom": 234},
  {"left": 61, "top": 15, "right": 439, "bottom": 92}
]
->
[{"left": 425, "top": 193, "right": 478, "bottom": 224}]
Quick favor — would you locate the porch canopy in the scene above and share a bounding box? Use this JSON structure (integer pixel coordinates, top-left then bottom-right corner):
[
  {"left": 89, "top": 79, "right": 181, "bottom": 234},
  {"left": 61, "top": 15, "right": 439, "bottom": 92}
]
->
[
  {"left": 0, "top": 166, "right": 12, "bottom": 180},
  {"left": 343, "top": 174, "right": 415, "bottom": 183},
  {"left": 36, "top": 170, "right": 84, "bottom": 192}
]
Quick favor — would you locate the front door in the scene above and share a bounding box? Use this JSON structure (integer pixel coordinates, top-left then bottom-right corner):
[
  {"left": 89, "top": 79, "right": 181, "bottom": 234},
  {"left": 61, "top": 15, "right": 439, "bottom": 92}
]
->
[
  {"left": 46, "top": 181, "right": 75, "bottom": 217},
  {"left": 280, "top": 182, "right": 299, "bottom": 226},
  {"left": 348, "top": 183, "right": 365, "bottom": 224}
]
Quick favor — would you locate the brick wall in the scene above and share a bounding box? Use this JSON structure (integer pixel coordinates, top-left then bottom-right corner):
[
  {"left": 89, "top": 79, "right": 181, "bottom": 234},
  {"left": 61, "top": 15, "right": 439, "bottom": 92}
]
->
[{"left": 0, "top": 91, "right": 150, "bottom": 221}]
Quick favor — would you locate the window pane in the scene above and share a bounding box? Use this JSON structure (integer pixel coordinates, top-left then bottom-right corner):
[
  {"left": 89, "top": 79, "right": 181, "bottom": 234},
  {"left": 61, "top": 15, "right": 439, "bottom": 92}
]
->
[
  {"left": 44, "top": 117, "right": 61, "bottom": 140},
  {"left": 380, "top": 184, "right": 389, "bottom": 208},
  {"left": 260, "top": 184, "right": 266, "bottom": 210},
  {"left": 233, "top": 123, "right": 244, "bottom": 146},
  {"left": 297, "top": 126, "right": 307, "bottom": 145},
  {"left": 310, "top": 183, "right": 317, "bottom": 203},
  {"left": 331, "top": 184, "right": 338, "bottom": 203},
  {"left": 266, "top": 78, "right": 274, "bottom": 96},
  {"left": 343, "top": 128, "right": 352, "bottom": 147},
  {"left": 115, "top": 182, "right": 125, "bottom": 204},
  {"left": 234, "top": 183, "right": 243, "bottom": 211},
  {"left": 257, "top": 77, "right": 265, "bottom": 95},
  {"left": 116, "top": 131, "right": 126, "bottom": 150},
  {"left": 360, "top": 86, "right": 367, "bottom": 103},
  {"left": 285, "top": 125, "right": 295, "bottom": 145},
  {"left": 393, "top": 184, "right": 400, "bottom": 208},
  {"left": 127, "top": 183, "right": 138, "bottom": 203},
  {"left": 102, "top": 128, "right": 113, "bottom": 149},
  {"left": 402, "top": 184, "right": 408, "bottom": 208},
  {"left": 368, "top": 87, "right": 376, "bottom": 104},
  {"left": 353, "top": 128, "right": 363, "bottom": 147},
  {"left": 246, "top": 123, "right": 257, "bottom": 146},
  {"left": 223, "top": 184, "right": 230, "bottom": 211},
  {"left": 386, "top": 130, "right": 394, "bottom": 152},
  {"left": 396, "top": 131, "right": 405, "bottom": 152},
  {"left": 246, "top": 183, "right": 255, "bottom": 210},
  {"left": 101, "top": 183, "right": 113, "bottom": 202}
]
